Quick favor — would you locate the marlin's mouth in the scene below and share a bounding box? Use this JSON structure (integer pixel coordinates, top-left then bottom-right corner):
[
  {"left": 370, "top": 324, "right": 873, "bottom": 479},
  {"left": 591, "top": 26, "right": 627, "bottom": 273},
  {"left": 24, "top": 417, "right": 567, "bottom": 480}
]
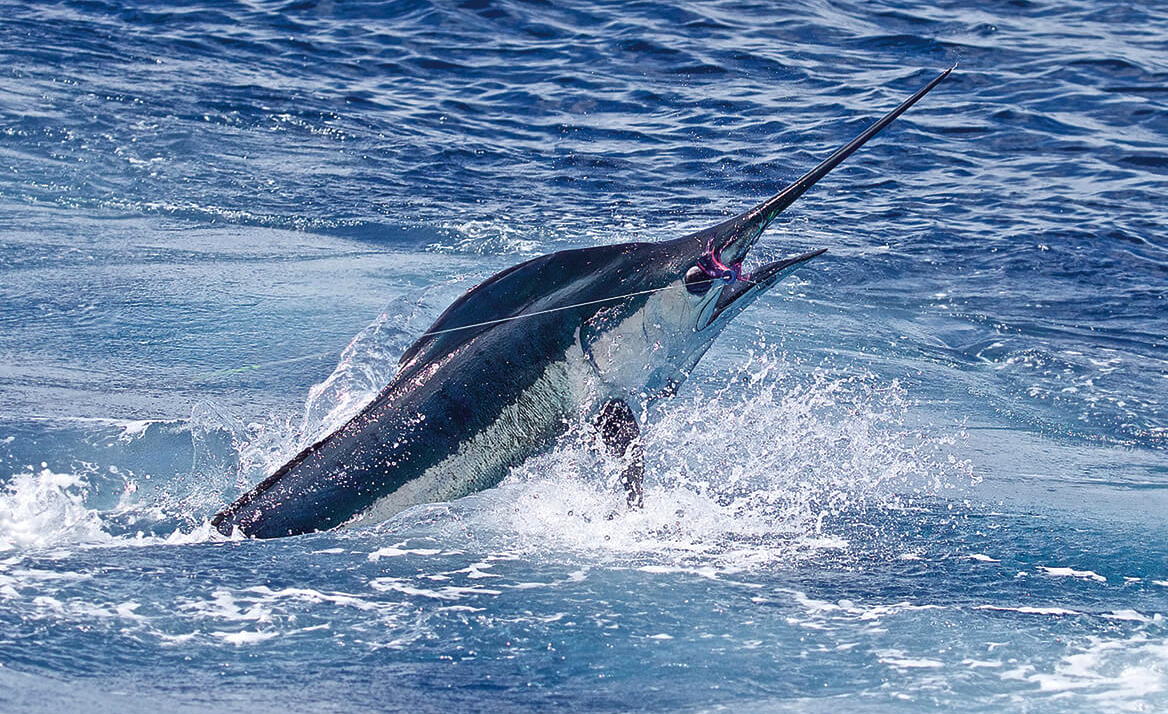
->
[{"left": 711, "top": 248, "right": 827, "bottom": 319}]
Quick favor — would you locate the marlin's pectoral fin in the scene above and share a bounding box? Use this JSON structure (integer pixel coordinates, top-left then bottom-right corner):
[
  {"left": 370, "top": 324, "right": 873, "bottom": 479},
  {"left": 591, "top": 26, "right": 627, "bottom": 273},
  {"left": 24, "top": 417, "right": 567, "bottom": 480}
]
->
[{"left": 595, "top": 399, "right": 644, "bottom": 509}]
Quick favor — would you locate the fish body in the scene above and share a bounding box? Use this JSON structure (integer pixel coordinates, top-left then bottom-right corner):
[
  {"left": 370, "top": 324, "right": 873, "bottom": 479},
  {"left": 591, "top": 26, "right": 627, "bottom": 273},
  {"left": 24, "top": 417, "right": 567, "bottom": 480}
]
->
[{"left": 212, "top": 68, "right": 953, "bottom": 538}]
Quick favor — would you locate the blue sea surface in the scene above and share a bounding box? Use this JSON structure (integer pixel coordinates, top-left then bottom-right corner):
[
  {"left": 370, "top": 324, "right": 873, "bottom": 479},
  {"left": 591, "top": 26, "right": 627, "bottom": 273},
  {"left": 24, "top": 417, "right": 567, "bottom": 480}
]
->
[{"left": 1, "top": 0, "right": 1167, "bottom": 711}]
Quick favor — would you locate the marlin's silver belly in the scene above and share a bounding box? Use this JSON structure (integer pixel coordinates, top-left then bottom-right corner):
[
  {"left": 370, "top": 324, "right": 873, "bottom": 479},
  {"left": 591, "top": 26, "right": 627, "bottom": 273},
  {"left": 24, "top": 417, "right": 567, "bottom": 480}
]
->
[{"left": 348, "top": 338, "right": 601, "bottom": 527}]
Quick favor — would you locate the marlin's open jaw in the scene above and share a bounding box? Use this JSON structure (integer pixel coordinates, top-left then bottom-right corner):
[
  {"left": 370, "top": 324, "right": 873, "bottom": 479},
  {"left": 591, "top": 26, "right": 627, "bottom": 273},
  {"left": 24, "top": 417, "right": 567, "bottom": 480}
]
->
[{"left": 212, "top": 68, "right": 953, "bottom": 539}]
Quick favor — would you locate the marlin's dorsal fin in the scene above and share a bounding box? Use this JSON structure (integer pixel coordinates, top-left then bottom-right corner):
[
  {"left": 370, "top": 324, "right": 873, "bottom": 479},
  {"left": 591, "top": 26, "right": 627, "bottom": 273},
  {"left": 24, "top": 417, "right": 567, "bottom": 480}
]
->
[{"left": 396, "top": 242, "right": 639, "bottom": 382}]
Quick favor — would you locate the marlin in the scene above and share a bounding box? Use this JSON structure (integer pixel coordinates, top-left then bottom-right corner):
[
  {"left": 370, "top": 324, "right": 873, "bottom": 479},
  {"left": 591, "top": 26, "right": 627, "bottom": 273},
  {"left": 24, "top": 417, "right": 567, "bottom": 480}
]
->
[{"left": 212, "top": 68, "right": 952, "bottom": 539}]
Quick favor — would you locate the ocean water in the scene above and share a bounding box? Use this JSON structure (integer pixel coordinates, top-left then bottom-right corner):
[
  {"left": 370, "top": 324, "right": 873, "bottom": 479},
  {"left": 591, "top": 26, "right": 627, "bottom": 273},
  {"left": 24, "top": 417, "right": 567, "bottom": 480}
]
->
[{"left": 1, "top": 0, "right": 1166, "bottom": 711}]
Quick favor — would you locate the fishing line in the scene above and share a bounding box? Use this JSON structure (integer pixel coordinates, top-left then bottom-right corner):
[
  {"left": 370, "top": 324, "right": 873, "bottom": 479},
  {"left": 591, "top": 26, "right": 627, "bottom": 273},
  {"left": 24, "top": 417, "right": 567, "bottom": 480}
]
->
[
  {"left": 197, "top": 262, "right": 754, "bottom": 380},
  {"left": 421, "top": 282, "right": 688, "bottom": 337},
  {"left": 421, "top": 265, "right": 756, "bottom": 337},
  {"left": 196, "top": 351, "right": 337, "bottom": 380}
]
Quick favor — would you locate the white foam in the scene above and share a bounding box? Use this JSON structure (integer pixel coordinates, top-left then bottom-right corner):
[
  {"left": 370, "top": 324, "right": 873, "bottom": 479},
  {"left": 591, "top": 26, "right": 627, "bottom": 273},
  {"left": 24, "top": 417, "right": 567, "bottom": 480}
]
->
[
  {"left": 244, "top": 586, "right": 377, "bottom": 611},
  {"left": 117, "top": 420, "right": 156, "bottom": 442},
  {"left": 877, "top": 649, "right": 945, "bottom": 668},
  {"left": 368, "top": 543, "right": 444, "bottom": 561},
  {"left": 856, "top": 602, "right": 943, "bottom": 621},
  {"left": 0, "top": 469, "right": 112, "bottom": 551},
  {"left": 455, "top": 563, "right": 500, "bottom": 579},
  {"left": 368, "top": 577, "right": 501, "bottom": 600},
  {"left": 638, "top": 564, "right": 721, "bottom": 580},
  {"left": 213, "top": 630, "right": 278, "bottom": 646},
  {"left": 1039, "top": 566, "right": 1107, "bottom": 583},
  {"left": 975, "top": 604, "right": 1081, "bottom": 616},
  {"left": 178, "top": 585, "right": 382, "bottom": 636},
  {"left": 1103, "top": 610, "right": 1155, "bottom": 623},
  {"left": 1002, "top": 634, "right": 1168, "bottom": 707},
  {"left": 182, "top": 589, "right": 272, "bottom": 623}
]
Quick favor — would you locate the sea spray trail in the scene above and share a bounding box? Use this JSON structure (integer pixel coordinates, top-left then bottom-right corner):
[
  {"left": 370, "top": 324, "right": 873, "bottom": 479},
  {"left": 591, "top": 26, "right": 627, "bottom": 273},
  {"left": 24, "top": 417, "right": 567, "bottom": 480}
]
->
[{"left": 1, "top": 0, "right": 1167, "bottom": 711}]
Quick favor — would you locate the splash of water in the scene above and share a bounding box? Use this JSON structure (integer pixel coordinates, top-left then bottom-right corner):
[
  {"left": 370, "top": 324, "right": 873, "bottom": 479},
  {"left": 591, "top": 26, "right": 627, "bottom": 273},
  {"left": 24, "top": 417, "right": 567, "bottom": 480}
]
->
[
  {"left": 403, "top": 351, "right": 972, "bottom": 570},
  {"left": 298, "top": 295, "right": 428, "bottom": 446},
  {"left": 0, "top": 469, "right": 112, "bottom": 551},
  {"left": 2, "top": 318, "right": 970, "bottom": 556}
]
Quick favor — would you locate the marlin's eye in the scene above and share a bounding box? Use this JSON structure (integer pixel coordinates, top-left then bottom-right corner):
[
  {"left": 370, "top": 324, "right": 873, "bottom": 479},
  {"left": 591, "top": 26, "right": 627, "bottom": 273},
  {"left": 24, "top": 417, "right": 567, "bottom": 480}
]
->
[{"left": 684, "top": 266, "right": 713, "bottom": 296}]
